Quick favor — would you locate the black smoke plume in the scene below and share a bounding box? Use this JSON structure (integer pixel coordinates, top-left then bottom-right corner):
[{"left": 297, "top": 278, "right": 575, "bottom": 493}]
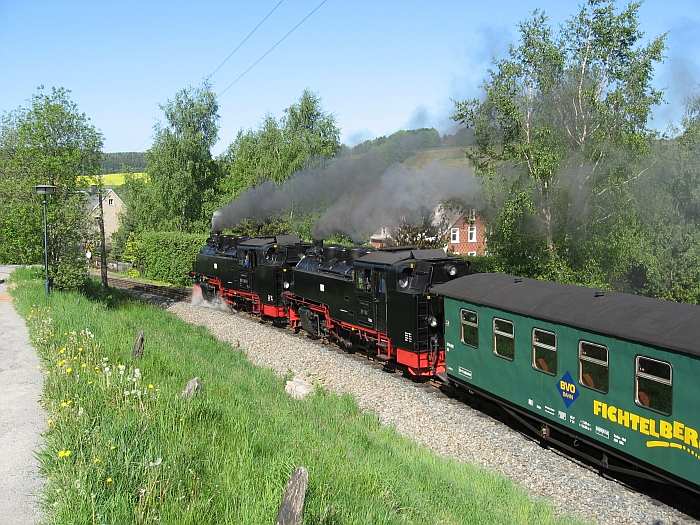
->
[{"left": 212, "top": 132, "right": 481, "bottom": 241}]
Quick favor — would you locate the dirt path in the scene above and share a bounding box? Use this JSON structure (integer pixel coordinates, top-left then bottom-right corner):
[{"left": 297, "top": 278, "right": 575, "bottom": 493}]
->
[{"left": 0, "top": 265, "right": 45, "bottom": 524}]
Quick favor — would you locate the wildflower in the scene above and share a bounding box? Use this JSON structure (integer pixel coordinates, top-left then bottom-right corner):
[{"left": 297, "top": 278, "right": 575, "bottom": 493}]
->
[
  {"left": 148, "top": 384, "right": 154, "bottom": 390},
  {"left": 57, "top": 359, "right": 66, "bottom": 367},
  {"left": 58, "top": 347, "right": 65, "bottom": 355},
  {"left": 60, "top": 400, "right": 72, "bottom": 408},
  {"left": 117, "top": 364, "right": 125, "bottom": 375},
  {"left": 105, "top": 477, "right": 113, "bottom": 485},
  {"left": 47, "top": 418, "right": 54, "bottom": 428},
  {"left": 93, "top": 457, "right": 102, "bottom": 464},
  {"left": 78, "top": 347, "right": 83, "bottom": 353},
  {"left": 81, "top": 363, "right": 87, "bottom": 369},
  {"left": 57, "top": 449, "right": 72, "bottom": 459},
  {"left": 133, "top": 368, "right": 141, "bottom": 379},
  {"left": 65, "top": 367, "right": 73, "bottom": 375}
]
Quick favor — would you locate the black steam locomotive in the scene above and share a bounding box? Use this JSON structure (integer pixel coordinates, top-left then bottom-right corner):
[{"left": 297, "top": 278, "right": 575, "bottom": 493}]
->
[{"left": 191, "top": 234, "right": 470, "bottom": 377}]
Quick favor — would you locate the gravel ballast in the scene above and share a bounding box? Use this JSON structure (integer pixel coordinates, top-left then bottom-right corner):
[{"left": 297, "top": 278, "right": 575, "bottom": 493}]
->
[{"left": 169, "top": 301, "right": 696, "bottom": 525}]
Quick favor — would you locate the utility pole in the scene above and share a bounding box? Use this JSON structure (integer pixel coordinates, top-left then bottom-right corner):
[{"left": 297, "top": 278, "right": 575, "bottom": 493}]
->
[{"left": 93, "top": 185, "right": 108, "bottom": 289}]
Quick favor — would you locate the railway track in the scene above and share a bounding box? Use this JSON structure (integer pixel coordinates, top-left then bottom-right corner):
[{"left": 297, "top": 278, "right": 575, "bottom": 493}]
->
[
  {"left": 99, "top": 275, "right": 191, "bottom": 302},
  {"left": 105, "top": 275, "right": 699, "bottom": 521}
]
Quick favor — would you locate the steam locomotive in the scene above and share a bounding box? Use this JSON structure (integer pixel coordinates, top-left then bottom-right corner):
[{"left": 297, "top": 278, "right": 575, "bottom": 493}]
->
[
  {"left": 191, "top": 233, "right": 470, "bottom": 376},
  {"left": 191, "top": 232, "right": 700, "bottom": 496}
]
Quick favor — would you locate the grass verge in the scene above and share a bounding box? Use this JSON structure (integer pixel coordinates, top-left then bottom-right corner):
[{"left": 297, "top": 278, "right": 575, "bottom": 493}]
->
[{"left": 11, "top": 267, "right": 571, "bottom": 524}]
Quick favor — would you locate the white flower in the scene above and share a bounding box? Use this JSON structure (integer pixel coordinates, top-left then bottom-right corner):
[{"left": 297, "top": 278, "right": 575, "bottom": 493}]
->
[{"left": 148, "top": 457, "right": 162, "bottom": 468}]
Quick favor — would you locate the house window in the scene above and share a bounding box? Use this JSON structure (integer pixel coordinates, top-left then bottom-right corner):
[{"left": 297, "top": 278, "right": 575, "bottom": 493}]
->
[
  {"left": 450, "top": 228, "right": 459, "bottom": 243},
  {"left": 579, "top": 341, "right": 609, "bottom": 393},
  {"left": 108, "top": 198, "right": 114, "bottom": 206},
  {"left": 635, "top": 356, "right": 672, "bottom": 415},
  {"left": 493, "top": 318, "right": 514, "bottom": 360},
  {"left": 468, "top": 224, "right": 477, "bottom": 242},
  {"left": 460, "top": 309, "right": 478, "bottom": 348},
  {"left": 532, "top": 328, "right": 556, "bottom": 375},
  {"left": 467, "top": 251, "right": 477, "bottom": 256}
]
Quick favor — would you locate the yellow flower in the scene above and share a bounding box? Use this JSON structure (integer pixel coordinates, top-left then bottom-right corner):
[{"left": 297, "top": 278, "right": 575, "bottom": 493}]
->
[
  {"left": 81, "top": 363, "right": 87, "bottom": 369},
  {"left": 57, "top": 359, "right": 66, "bottom": 367},
  {"left": 58, "top": 347, "right": 65, "bottom": 355},
  {"left": 110, "top": 445, "right": 116, "bottom": 450},
  {"left": 57, "top": 449, "right": 72, "bottom": 459},
  {"left": 65, "top": 367, "right": 73, "bottom": 375},
  {"left": 147, "top": 384, "right": 154, "bottom": 390},
  {"left": 78, "top": 347, "right": 83, "bottom": 353},
  {"left": 105, "top": 477, "right": 113, "bottom": 485},
  {"left": 92, "top": 457, "right": 102, "bottom": 464},
  {"left": 59, "top": 400, "right": 72, "bottom": 408},
  {"left": 47, "top": 418, "right": 54, "bottom": 428}
]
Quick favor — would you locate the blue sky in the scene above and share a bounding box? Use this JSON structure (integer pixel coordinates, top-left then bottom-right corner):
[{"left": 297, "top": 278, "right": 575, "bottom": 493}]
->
[{"left": 2, "top": 1, "right": 699, "bottom": 154}]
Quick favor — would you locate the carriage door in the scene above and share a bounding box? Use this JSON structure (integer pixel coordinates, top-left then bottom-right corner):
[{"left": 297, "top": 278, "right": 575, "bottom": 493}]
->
[{"left": 373, "top": 269, "right": 388, "bottom": 333}]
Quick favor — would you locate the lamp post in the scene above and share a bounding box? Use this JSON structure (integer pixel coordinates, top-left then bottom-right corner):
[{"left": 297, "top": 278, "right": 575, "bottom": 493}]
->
[{"left": 35, "top": 184, "right": 57, "bottom": 295}]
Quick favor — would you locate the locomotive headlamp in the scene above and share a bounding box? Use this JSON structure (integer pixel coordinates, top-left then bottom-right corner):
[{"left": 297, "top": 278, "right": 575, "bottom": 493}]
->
[
  {"left": 427, "top": 315, "right": 438, "bottom": 328},
  {"left": 283, "top": 281, "right": 290, "bottom": 289},
  {"left": 447, "top": 264, "right": 458, "bottom": 276}
]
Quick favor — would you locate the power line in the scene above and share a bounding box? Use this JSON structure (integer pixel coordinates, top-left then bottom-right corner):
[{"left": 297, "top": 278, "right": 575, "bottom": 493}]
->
[
  {"left": 219, "top": 0, "right": 329, "bottom": 96},
  {"left": 206, "top": 0, "right": 286, "bottom": 81}
]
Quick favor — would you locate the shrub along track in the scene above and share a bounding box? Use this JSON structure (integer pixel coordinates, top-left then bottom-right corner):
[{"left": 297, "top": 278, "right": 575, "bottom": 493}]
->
[{"left": 109, "top": 276, "right": 699, "bottom": 524}]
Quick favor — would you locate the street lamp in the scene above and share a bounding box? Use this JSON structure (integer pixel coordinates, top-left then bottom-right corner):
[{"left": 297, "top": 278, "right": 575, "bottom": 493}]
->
[{"left": 35, "top": 184, "right": 57, "bottom": 295}]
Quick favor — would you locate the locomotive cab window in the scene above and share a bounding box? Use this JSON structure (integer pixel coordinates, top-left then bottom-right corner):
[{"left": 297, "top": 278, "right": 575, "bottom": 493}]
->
[
  {"left": 532, "top": 329, "right": 556, "bottom": 375},
  {"left": 460, "top": 309, "right": 478, "bottom": 348},
  {"left": 635, "top": 356, "right": 672, "bottom": 415},
  {"left": 355, "top": 268, "right": 372, "bottom": 292},
  {"left": 493, "top": 318, "right": 514, "bottom": 360},
  {"left": 578, "top": 341, "right": 609, "bottom": 393}
]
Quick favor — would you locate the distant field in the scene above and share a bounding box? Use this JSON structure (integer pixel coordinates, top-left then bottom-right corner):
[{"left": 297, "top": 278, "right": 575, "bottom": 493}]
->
[{"left": 76, "top": 172, "right": 147, "bottom": 186}]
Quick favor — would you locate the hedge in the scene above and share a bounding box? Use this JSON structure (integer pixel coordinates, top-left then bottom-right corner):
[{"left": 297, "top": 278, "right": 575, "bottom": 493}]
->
[{"left": 124, "top": 231, "right": 207, "bottom": 286}]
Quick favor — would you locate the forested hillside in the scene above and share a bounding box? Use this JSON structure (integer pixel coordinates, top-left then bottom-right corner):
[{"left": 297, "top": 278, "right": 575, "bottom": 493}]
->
[{"left": 101, "top": 151, "right": 146, "bottom": 173}]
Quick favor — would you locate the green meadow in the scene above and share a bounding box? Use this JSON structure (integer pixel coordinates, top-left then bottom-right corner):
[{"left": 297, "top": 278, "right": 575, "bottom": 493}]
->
[{"left": 10, "top": 268, "right": 572, "bottom": 524}]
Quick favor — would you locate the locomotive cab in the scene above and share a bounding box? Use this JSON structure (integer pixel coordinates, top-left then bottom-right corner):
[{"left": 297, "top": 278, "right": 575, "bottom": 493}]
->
[
  {"left": 191, "top": 233, "right": 309, "bottom": 319},
  {"left": 285, "top": 245, "right": 470, "bottom": 377}
]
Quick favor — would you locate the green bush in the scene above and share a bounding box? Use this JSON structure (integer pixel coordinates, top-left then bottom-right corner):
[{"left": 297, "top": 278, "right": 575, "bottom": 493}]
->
[{"left": 124, "top": 231, "right": 207, "bottom": 286}]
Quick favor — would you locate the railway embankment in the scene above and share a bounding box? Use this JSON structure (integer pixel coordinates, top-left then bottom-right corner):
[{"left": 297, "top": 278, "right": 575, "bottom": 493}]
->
[
  {"left": 169, "top": 299, "right": 699, "bottom": 525},
  {"left": 9, "top": 267, "right": 568, "bottom": 525}
]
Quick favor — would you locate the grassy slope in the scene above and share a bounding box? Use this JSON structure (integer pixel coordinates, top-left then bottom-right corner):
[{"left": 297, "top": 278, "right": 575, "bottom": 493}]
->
[{"left": 11, "top": 268, "right": 571, "bottom": 525}]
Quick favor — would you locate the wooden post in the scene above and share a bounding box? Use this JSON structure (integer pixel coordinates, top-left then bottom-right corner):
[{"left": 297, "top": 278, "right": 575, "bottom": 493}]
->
[
  {"left": 275, "top": 467, "right": 308, "bottom": 525},
  {"left": 132, "top": 330, "right": 145, "bottom": 359}
]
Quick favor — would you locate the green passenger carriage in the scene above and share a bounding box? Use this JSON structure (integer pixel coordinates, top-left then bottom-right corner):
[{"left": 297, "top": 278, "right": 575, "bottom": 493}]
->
[{"left": 432, "top": 273, "right": 700, "bottom": 494}]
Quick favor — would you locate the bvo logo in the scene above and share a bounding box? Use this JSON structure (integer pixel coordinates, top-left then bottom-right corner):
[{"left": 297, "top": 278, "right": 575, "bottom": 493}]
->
[{"left": 557, "top": 371, "right": 579, "bottom": 408}]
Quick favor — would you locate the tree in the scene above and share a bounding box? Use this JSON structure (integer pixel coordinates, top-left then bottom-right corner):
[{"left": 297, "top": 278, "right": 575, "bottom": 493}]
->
[
  {"left": 114, "top": 84, "right": 221, "bottom": 249},
  {"left": 218, "top": 89, "right": 340, "bottom": 205},
  {"left": 0, "top": 87, "right": 103, "bottom": 289},
  {"left": 391, "top": 211, "right": 449, "bottom": 249},
  {"left": 453, "top": 0, "right": 666, "bottom": 256}
]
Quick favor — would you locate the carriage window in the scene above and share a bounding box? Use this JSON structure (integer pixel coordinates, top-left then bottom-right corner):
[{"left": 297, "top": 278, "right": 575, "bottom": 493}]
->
[
  {"left": 493, "top": 318, "right": 514, "bottom": 360},
  {"left": 578, "top": 341, "right": 609, "bottom": 393},
  {"left": 532, "top": 329, "right": 556, "bottom": 375},
  {"left": 635, "top": 356, "right": 672, "bottom": 415},
  {"left": 460, "top": 309, "right": 478, "bottom": 348}
]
